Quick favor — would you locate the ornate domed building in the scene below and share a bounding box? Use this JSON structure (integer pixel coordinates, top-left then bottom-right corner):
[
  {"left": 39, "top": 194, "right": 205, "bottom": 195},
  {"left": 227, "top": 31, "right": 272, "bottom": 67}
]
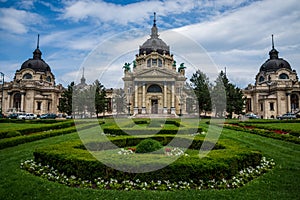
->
[
  {"left": 122, "top": 13, "right": 191, "bottom": 117},
  {"left": 244, "top": 35, "right": 300, "bottom": 119},
  {"left": 1, "top": 35, "right": 63, "bottom": 115}
]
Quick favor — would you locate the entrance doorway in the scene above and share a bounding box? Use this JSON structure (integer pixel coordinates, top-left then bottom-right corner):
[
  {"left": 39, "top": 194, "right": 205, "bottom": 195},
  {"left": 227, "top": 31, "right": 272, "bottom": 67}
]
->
[
  {"left": 151, "top": 99, "right": 158, "bottom": 114},
  {"left": 13, "top": 93, "right": 21, "bottom": 111}
]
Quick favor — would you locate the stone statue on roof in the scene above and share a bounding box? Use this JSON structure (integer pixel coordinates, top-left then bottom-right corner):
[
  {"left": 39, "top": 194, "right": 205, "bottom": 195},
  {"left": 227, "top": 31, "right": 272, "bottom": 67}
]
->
[
  {"left": 178, "top": 63, "right": 186, "bottom": 72},
  {"left": 123, "top": 62, "right": 131, "bottom": 71}
]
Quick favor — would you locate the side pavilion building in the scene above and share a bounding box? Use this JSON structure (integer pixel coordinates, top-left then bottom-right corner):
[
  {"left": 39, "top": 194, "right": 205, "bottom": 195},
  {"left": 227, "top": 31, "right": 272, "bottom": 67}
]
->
[
  {"left": 243, "top": 35, "right": 300, "bottom": 119},
  {"left": 1, "top": 35, "right": 63, "bottom": 116},
  {"left": 122, "top": 13, "right": 189, "bottom": 117}
]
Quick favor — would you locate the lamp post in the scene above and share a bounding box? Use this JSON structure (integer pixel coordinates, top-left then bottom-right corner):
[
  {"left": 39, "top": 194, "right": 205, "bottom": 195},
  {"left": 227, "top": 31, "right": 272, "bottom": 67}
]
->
[
  {"left": 127, "top": 87, "right": 131, "bottom": 116},
  {"left": 0, "top": 72, "right": 4, "bottom": 115}
]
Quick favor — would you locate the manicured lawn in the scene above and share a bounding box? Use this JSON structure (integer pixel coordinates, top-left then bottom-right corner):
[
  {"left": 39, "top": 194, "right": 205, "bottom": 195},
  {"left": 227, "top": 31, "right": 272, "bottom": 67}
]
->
[
  {"left": 0, "top": 121, "right": 299, "bottom": 199},
  {"left": 0, "top": 122, "right": 48, "bottom": 131}
]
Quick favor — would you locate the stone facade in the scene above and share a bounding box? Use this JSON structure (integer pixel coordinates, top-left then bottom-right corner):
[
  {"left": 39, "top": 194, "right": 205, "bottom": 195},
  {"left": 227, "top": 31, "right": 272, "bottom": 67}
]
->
[
  {"left": 243, "top": 36, "right": 300, "bottom": 119},
  {"left": 0, "top": 36, "right": 63, "bottom": 116},
  {"left": 122, "top": 13, "right": 189, "bottom": 117}
]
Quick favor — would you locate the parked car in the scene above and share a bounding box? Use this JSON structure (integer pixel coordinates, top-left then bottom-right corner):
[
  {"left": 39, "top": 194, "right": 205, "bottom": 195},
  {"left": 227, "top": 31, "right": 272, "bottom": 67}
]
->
[
  {"left": 8, "top": 113, "right": 22, "bottom": 119},
  {"left": 17, "top": 113, "right": 37, "bottom": 120},
  {"left": 277, "top": 113, "right": 297, "bottom": 120},
  {"left": 245, "top": 113, "right": 259, "bottom": 119},
  {"left": 40, "top": 113, "right": 57, "bottom": 119}
]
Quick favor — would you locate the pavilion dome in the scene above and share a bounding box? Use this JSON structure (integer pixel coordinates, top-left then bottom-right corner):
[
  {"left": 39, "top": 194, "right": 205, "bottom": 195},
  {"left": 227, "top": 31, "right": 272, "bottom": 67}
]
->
[
  {"left": 259, "top": 35, "right": 292, "bottom": 73},
  {"left": 20, "top": 35, "right": 51, "bottom": 73}
]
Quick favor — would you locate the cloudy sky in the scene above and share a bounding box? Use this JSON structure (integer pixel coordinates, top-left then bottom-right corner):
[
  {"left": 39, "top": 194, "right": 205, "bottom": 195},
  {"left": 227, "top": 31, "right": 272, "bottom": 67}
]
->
[{"left": 0, "top": 0, "right": 299, "bottom": 89}]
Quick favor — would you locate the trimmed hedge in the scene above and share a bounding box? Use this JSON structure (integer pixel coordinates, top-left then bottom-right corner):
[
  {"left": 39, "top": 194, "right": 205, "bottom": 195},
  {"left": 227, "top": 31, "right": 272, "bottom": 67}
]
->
[
  {"left": 33, "top": 136, "right": 261, "bottom": 183},
  {"left": 103, "top": 126, "right": 202, "bottom": 136},
  {"left": 80, "top": 136, "right": 225, "bottom": 151},
  {"left": 0, "top": 122, "right": 104, "bottom": 149},
  {"left": 0, "top": 121, "right": 75, "bottom": 139}
]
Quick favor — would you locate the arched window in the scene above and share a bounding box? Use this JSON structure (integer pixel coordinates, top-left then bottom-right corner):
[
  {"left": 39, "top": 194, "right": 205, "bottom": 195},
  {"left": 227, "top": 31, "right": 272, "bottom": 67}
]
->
[
  {"left": 46, "top": 76, "right": 51, "bottom": 82},
  {"left": 147, "top": 84, "right": 162, "bottom": 93},
  {"left": 23, "top": 73, "right": 32, "bottom": 79},
  {"left": 259, "top": 76, "right": 265, "bottom": 82},
  {"left": 279, "top": 73, "right": 289, "bottom": 79}
]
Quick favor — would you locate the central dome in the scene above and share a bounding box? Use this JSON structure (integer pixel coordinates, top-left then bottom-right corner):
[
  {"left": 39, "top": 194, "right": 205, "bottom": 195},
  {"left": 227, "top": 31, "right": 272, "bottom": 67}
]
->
[{"left": 139, "top": 13, "right": 170, "bottom": 55}]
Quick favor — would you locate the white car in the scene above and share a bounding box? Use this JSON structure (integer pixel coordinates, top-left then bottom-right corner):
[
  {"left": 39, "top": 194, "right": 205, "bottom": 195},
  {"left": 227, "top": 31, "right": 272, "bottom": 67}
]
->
[{"left": 17, "top": 113, "right": 37, "bottom": 120}]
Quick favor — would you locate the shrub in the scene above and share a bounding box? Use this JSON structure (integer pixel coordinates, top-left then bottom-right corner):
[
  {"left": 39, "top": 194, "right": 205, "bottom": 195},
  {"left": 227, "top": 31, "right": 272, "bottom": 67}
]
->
[
  {"left": 6, "top": 131, "right": 22, "bottom": 138},
  {"left": 135, "top": 138, "right": 163, "bottom": 153}
]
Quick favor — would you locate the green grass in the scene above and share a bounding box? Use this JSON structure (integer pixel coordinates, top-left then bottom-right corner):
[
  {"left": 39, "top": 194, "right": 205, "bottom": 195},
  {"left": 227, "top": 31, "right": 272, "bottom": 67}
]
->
[
  {"left": 0, "top": 123, "right": 48, "bottom": 131},
  {"left": 0, "top": 120, "right": 299, "bottom": 199}
]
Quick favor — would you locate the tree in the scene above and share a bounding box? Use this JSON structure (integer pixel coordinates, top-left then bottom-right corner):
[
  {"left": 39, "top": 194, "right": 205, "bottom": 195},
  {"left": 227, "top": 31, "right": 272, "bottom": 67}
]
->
[
  {"left": 211, "top": 72, "right": 227, "bottom": 117},
  {"left": 58, "top": 82, "right": 74, "bottom": 116},
  {"left": 94, "top": 80, "right": 106, "bottom": 118},
  {"left": 212, "top": 71, "right": 245, "bottom": 118},
  {"left": 113, "top": 88, "right": 127, "bottom": 114},
  {"left": 190, "top": 70, "right": 212, "bottom": 115}
]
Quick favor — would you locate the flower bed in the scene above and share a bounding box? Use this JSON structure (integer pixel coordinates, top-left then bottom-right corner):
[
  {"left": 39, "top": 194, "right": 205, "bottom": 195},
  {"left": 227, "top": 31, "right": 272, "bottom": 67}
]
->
[
  {"left": 21, "top": 157, "right": 275, "bottom": 191},
  {"left": 224, "top": 123, "right": 300, "bottom": 144},
  {"left": 32, "top": 136, "right": 262, "bottom": 184}
]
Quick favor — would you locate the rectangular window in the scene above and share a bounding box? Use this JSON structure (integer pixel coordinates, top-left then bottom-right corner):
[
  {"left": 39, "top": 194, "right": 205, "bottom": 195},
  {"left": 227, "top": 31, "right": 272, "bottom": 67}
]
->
[
  {"left": 260, "top": 103, "right": 263, "bottom": 111},
  {"left": 270, "top": 102, "right": 274, "bottom": 111},
  {"left": 147, "top": 59, "right": 151, "bottom": 67},
  {"left": 158, "top": 59, "right": 162, "bottom": 67},
  {"left": 48, "top": 102, "right": 51, "bottom": 111},
  {"left": 152, "top": 59, "right": 157, "bottom": 66},
  {"left": 246, "top": 98, "right": 252, "bottom": 112},
  {"left": 37, "top": 102, "right": 42, "bottom": 110}
]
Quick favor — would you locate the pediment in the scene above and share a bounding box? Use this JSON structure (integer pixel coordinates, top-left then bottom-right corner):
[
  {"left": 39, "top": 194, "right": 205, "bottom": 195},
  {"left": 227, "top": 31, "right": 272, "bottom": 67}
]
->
[{"left": 134, "top": 68, "right": 176, "bottom": 78}]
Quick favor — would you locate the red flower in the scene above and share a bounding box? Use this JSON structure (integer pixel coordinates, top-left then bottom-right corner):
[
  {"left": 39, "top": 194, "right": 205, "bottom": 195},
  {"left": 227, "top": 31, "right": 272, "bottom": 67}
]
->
[
  {"left": 127, "top": 147, "right": 136, "bottom": 152},
  {"left": 165, "top": 148, "right": 171, "bottom": 152}
]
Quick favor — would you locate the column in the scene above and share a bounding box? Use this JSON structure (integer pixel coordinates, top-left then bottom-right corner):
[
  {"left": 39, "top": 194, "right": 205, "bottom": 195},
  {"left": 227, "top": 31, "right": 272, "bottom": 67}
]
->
[
  {"left": 6, "top": 92, "right": 11, "bottom": 112},
  {"left": 20, "top": 93, "right": 25, "bottom": 112},
  {"left": 142, "top": 84, "right": 146, "bottom": 114},
  {"left": 287, "top": 92, "right": 291, "bottom": 113},
  {"left": 134, "top": 83, "right": 138, "bottom": 114},
  {"left": 163, "top": 83, "right": 167, "bottom": 114},
  {"left": 171, "top": 83, "right": 175, "bottom": 114}
]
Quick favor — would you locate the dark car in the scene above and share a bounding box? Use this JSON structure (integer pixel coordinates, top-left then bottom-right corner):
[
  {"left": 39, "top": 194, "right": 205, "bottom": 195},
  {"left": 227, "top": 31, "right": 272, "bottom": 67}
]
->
[
  {"left": 277, "top": 113, "right": 297, "bottom": 120},
  {"left": 245, "top": 113, "right": 259, "bottom": 119},
  {"left": 8, "top": 113, "right": 21, "bottom": 119},
  {"left": 40, "top": 113, "right": 57, "bottom": 119}
]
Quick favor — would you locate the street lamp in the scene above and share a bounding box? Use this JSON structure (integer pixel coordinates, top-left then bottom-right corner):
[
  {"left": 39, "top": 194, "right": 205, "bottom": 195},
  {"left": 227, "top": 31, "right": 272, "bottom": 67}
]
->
[
  {"left": 0, "top": 72, "right": 4, "bottom": 115},
  {"left": 127, "top": 87, "right": 131, "bottom": 116}
]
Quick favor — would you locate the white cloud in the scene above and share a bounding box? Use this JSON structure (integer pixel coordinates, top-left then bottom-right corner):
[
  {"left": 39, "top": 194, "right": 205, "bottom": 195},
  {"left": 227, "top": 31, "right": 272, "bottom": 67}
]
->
[
  {"left": 0, "top": 8, "right": 43, "bottom": 34},
  {"left": 174, "top": 0, "right": 300, "bottom": 87},
  {"left": 16, "top": 0, "right": 35, "bottom": 9},
  {"left": 60, "top": 0, "right": 196, "bottom": 25}
]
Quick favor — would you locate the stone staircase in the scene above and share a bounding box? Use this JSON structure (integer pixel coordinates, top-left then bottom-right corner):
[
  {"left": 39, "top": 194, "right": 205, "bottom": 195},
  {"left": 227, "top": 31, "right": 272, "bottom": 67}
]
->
[{"left": 132, "top": 113, "right": 178, "bottom": 118}]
